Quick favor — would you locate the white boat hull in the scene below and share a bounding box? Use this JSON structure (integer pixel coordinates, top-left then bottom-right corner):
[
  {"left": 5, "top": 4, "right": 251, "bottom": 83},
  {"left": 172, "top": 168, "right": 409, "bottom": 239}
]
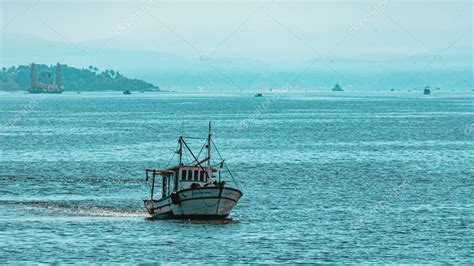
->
[{"left": 144, "top": 186, "right": 242, "bottom": 219}]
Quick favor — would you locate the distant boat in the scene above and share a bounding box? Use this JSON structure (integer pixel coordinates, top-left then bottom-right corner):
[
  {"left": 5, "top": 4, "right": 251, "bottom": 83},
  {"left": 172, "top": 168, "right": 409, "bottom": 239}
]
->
[
  {"left": 255, "top": 93, "right": 263, "bottom": 97},
  {"left": 123, "top": 90, "right": 131, "bottom": 95},
  {"left": 143, "top": 122, "right": 242, "bottom": 219},
  {"left": 423, "top": 87, "right": 431, "bottom": 95},
  {"left": 332, "top": 83, "right": 343, "bottom": 92},
  {"left": 414, "top": 86, "right": 438, "bottom": 95}
]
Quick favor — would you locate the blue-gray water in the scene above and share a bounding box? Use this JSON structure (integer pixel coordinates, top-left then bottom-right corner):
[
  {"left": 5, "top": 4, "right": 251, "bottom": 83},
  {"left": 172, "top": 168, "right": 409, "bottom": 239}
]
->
[{"left": 1, "top": 92, "right": 473, "bottom": 263}]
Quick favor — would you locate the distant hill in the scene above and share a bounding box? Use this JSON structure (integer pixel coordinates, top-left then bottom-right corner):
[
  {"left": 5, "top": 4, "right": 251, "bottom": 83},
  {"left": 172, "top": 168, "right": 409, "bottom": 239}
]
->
[{"left": 0, "top": 64, "right": 157, "bottom": 92}]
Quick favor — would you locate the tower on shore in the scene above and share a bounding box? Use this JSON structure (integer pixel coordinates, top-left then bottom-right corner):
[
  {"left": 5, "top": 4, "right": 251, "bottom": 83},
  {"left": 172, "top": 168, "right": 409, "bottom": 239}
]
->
[
  {"left": 56, "top": 63, "right": 61, "bottom": 88},
  {"left": 30, "top": 63, "right": 36, "bottom": 89}
]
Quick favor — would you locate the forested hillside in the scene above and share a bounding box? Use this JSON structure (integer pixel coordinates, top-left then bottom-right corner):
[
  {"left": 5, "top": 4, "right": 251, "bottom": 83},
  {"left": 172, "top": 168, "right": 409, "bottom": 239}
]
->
[{"left": 0, "top": 64, "right": 157, "bottom": 91}]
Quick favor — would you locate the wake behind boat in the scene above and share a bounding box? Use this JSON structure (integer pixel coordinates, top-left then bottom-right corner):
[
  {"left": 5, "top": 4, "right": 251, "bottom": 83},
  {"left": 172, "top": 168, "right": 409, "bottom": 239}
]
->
[{"left": 144, "top": 122, "right": 242, "bottom": 219}]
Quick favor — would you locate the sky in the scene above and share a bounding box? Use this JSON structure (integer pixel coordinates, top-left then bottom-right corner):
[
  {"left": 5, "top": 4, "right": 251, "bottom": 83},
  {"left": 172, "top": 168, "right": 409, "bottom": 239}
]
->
[{"left": 0, "top": 0, "right": 472, "bottom": 89}]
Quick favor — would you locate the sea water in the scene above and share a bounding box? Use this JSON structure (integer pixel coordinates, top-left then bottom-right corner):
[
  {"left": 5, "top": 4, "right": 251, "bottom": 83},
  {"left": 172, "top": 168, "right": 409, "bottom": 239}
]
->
[{"left": 0, "top": 91, "right": 473, "bottom": 263}]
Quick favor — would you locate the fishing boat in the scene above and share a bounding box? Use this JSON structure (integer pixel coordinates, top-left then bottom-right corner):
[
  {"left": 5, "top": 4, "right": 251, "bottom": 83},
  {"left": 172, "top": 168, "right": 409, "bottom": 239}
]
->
[
  {"left": 423, "top": 86, "right": 431, "bottom": 95},
  {"left": 332, "top": 83, "right": 343, "bottom": 92},
  {"left": 414, "top": 86, "right": 438, "bottom": 95},
  {"left": 143, "top": 123, "right": 242, "bottom": 219}
]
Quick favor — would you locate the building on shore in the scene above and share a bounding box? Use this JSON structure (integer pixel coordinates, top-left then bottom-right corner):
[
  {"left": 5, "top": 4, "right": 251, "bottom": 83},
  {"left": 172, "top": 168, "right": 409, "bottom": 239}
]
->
[{"left": 29, "top": 63, "right": 64, "bottom": 93}]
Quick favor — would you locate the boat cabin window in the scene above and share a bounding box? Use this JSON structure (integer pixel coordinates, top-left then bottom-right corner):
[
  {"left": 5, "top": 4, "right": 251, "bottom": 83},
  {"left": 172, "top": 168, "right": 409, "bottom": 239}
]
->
[
  {"left": 194, "top": 170, "right": 199, "bottom": 181},
  {"left": 181, "top": 170, "right": 187, "bottom": 180},
  {"left": 187, "top": 170, "right": 193, "bottom": 181},
  {"left": 180, "top": 168, "right": 209, "bottom": 182},
  {"left": 200, "top": 171, "right": 205, "bottom": 181}
]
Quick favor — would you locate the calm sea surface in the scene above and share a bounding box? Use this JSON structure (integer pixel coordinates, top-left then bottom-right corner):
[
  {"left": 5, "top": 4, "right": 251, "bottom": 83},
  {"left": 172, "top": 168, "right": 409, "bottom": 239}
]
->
[{"left": 0, "top": 91, "right": 473, "bottom": 263}]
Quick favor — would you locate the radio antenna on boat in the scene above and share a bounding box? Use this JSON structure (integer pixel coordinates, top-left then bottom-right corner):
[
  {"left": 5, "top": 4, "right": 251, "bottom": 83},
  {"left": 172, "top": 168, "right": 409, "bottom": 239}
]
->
[{"left": 207, "top": 121, "right": 212, "bottom": 180}]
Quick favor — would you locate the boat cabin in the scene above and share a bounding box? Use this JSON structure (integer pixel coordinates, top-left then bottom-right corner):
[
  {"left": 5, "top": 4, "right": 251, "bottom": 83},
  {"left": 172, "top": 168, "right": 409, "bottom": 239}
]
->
[{"left": 146, "top": 165, "right": 218, "bottom": 199}]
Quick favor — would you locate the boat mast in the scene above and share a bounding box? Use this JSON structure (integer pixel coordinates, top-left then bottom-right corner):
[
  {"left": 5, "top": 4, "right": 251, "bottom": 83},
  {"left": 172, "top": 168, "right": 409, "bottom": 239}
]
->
[
  {"left": 179, "top": 121, "right": 184, "bottom": 165},
  {"left": 207, "top": 122, "right": 212, "bottom": 180},
  {"left": 178, "top": 137, "right": 183, "bottom": 165}
]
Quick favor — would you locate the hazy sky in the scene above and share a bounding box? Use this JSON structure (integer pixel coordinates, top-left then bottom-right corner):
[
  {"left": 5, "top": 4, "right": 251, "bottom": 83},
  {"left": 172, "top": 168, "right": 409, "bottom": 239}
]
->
[
  {"left": 0, "top": 0, "right": 472, "bottom": 88},
  {"left": 2, "top": 0, "right": 472, "bottom": 57}
]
